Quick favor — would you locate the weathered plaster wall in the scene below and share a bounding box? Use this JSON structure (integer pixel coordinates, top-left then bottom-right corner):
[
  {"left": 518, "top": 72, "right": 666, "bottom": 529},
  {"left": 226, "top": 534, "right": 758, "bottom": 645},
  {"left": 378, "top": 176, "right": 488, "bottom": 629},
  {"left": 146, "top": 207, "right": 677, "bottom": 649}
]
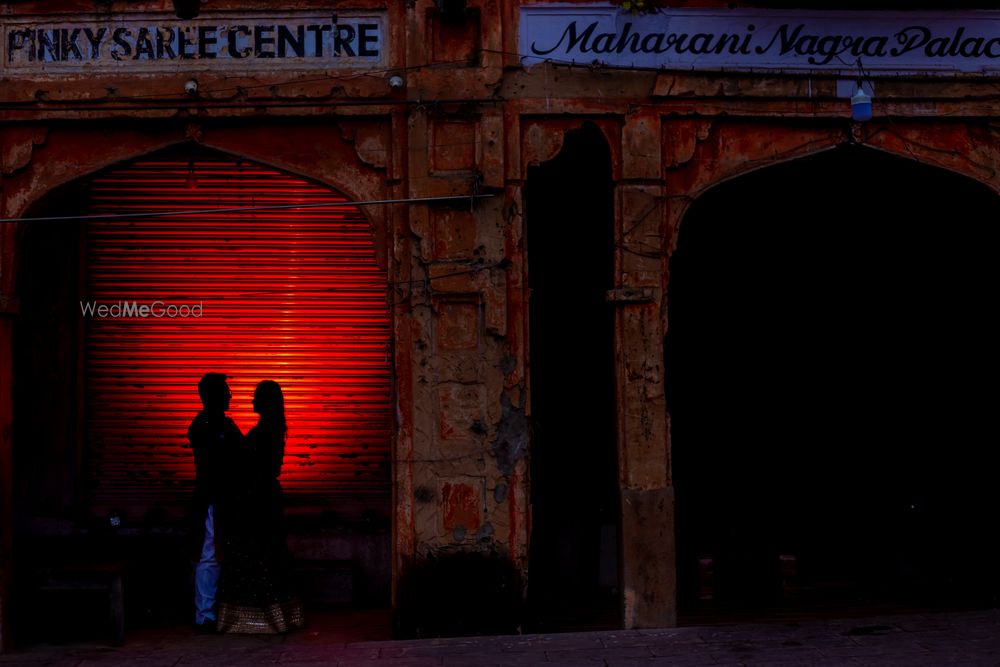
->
[
  {"left": 5, "top": 0, "right": 1000, "bottom": 649},
  {"left": 0, "top": 0, "right": 530, "bottom": 642}
]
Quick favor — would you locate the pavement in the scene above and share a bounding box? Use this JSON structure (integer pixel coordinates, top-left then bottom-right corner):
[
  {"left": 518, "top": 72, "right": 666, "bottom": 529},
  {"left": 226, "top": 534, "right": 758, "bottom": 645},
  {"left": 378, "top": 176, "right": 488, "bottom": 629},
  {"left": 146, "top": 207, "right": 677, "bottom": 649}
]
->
[{"left": 1, "top": 608, "right": 998, "bottom": 666}]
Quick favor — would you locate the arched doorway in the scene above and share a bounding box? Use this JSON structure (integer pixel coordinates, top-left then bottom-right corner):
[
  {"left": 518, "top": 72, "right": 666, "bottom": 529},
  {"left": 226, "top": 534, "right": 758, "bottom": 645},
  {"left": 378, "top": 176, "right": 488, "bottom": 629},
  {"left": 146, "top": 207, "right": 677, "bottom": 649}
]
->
[
  {"left": 525, "top": 123, "right": 620, "bottom": 630},
  {"left": 667, "top": 145, "right": 1000, "bottom": 620},
  {"left": 13, "top": 147, "right": 392, "bottom": 636}
]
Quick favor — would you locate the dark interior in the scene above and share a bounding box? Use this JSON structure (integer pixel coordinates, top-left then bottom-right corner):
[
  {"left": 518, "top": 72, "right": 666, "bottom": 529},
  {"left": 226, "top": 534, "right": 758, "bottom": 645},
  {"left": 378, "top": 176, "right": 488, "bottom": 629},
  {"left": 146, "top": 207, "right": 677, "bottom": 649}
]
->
[
  {"left": 668, "top": 145, "right": 1000, "bottom": 619},
  {"left": 525, "top": 123, "right": 621, "bottom": 630}
]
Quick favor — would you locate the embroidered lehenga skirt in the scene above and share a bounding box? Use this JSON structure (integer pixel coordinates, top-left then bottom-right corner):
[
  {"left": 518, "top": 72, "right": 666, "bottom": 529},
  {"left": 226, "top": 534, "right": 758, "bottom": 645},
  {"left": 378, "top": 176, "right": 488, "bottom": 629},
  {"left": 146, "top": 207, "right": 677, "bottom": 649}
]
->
[
  {"left": 216, "top": 497, "right": 305, "bottom": 634},
  {"left": 216, "top": 534, "right": 305, "bottom": 633}
]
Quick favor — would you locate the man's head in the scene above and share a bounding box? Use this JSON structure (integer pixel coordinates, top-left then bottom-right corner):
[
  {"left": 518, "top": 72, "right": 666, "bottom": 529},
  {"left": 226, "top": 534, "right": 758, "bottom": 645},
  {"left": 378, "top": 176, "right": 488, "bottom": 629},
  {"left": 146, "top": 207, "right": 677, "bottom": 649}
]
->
[{"left": 198, "top": 372, "right": 231, "bottom": 412}]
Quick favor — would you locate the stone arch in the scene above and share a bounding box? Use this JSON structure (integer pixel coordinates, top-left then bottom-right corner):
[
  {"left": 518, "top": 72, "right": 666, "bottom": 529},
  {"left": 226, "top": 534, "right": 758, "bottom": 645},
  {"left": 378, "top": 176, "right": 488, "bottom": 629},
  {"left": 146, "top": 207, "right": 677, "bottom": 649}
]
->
[
  {"left": 521, "top": 117, "right": 622, "bottom": 180},
  {"left": 195, "top": 123, "right": 391, "bottom": 267},
  {"left": 665, "top": 137, "right": 1000, "bottom": 614},
  {"left": 4, "top": 121, "right": 392, "bottom": 281},
  {"left": 7, "top": 131, "right": 400, "bottom": 619},
  {"left": 663, "top": 119, "right": 1000, "bottom": 258},
  {"left": 860, "top": 120, "right": 1000, "bottom": 195}
]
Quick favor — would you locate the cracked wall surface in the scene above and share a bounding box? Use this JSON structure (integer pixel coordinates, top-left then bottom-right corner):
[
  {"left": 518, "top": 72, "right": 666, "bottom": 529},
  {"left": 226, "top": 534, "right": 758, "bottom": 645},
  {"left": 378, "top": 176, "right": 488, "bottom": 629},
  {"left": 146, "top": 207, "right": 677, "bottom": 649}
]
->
[{"left": 4, "top": 1, "right": 1000, "bottom": 647}]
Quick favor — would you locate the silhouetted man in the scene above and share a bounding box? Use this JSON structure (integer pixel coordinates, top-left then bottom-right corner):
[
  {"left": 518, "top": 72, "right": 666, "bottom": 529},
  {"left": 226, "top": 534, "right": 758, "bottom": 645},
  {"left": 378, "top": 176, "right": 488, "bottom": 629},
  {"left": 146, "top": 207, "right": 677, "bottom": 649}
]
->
[{"left": 188, "top": 372, "right": 242, "bottom": 632}]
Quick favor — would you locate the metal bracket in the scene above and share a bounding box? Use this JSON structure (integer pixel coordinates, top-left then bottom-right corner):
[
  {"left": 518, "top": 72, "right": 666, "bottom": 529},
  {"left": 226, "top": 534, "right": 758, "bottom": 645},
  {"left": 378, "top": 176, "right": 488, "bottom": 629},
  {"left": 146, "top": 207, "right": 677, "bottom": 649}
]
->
[{"left": 605, "top": 287, "right": 656, "bottom": 304}]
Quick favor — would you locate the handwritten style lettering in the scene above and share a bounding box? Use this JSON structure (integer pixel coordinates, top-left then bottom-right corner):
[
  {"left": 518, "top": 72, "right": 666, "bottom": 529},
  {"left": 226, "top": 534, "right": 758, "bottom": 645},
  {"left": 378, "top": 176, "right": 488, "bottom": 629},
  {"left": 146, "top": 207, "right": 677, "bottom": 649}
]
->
[
  {"left": 526, "top": 15, "right": 1000, "bottom": 71},
  {"left": 531, "top": 21, "right": 755, "bottom": 57}
]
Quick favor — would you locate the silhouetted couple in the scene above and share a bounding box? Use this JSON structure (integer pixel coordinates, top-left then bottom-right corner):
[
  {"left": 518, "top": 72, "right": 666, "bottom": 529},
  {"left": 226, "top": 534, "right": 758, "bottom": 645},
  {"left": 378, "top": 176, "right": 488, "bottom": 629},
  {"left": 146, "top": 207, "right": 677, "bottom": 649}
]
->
[{"left": 188, "top": 373, "right": 305, "bottom": 634}]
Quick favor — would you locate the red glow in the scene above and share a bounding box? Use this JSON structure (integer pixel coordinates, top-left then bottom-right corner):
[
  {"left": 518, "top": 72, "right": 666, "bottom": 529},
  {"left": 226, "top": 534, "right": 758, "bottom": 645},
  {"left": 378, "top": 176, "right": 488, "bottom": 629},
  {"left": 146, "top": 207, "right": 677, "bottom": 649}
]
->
[{"left": 85, "top": 156, "right": 391, "bottom": 511}]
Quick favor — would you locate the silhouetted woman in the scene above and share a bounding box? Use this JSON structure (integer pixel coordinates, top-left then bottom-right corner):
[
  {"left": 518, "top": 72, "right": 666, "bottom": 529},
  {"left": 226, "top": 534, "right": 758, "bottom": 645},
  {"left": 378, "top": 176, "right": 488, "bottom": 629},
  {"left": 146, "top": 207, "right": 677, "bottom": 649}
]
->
[{"left": 217, "top": 380, "right": 305, "bottom": 633}]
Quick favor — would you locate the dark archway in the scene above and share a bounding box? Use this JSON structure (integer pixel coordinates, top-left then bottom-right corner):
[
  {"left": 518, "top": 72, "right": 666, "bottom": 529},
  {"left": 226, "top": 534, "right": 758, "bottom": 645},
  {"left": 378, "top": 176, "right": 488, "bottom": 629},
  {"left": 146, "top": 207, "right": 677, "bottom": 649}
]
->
[
  {"left": 12, "top": 146, "right": 393, "bottom": 642},
  {"left": 668, "top": 145, "right": 1000, "bottom": 619},
  {"left": 525, "top": 123, "right": 620, "bottom": 630}
]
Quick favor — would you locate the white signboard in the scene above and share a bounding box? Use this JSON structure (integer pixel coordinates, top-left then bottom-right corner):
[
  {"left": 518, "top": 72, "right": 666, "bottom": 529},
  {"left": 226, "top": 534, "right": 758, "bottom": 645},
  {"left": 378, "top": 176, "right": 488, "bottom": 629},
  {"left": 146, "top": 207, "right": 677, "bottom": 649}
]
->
[
  {"left": 1, "top": 12, "right": 386, "bottom": 73},
  {"left": 520, "top": 4, "right": 1000, "bottom": 74}
]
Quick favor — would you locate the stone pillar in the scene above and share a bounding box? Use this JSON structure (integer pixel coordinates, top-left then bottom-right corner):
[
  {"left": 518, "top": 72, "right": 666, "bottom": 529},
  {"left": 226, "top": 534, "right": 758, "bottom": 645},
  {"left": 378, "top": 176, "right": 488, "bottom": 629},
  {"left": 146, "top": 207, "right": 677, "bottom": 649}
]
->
[
  {"left": 615, "top": 185, "right": 675, "bottom": 629},
  {"left": 393, "top": 104, "right": 528, "bottom": 637},
  {"left": 617, "top": 110, "right": 676, "bottom": 628}
]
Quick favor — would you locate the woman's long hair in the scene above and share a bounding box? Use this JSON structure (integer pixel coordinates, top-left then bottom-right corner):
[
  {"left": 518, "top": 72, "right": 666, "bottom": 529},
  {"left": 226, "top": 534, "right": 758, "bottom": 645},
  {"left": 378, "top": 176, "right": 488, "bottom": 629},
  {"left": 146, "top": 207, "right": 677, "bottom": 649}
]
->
[{"left": 253, "top": 379, "right": 287, "bottom": 438}]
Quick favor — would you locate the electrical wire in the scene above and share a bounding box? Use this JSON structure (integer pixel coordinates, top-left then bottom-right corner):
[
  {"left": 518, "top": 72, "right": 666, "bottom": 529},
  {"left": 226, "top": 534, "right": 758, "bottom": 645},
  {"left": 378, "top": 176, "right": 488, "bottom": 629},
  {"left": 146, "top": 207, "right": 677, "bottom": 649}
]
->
[{"left": 0, "top": 193, "right": 493, "bottom": 224}]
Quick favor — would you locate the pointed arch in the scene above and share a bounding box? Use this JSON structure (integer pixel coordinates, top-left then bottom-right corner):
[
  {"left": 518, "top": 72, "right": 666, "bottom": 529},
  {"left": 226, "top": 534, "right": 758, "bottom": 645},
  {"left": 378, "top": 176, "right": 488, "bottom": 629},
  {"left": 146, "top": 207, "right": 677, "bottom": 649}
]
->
[
  {"left": 666, "top": 143, "right": 1000, "bottom": 614},
  {"left": 16, "top": 146, "right": 393, "bottom": 521}
]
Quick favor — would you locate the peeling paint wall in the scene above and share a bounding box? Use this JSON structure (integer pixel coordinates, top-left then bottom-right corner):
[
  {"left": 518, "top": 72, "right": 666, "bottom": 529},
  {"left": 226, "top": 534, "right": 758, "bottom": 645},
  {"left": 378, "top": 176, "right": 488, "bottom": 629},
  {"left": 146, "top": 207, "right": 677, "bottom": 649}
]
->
[{"left": 4, "top": 0, "right": 1000, "bottom": 647}]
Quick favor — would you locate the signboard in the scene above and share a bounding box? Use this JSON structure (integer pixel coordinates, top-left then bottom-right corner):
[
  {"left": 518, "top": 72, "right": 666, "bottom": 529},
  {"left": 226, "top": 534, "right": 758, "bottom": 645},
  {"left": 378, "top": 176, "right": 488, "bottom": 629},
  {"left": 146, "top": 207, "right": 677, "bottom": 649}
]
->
[
  {"left": 520, "top": 4, "right": 1000, "bottom": 75},
  {"left": 1, "top": 12, "right": 386, "bottom": 73}
]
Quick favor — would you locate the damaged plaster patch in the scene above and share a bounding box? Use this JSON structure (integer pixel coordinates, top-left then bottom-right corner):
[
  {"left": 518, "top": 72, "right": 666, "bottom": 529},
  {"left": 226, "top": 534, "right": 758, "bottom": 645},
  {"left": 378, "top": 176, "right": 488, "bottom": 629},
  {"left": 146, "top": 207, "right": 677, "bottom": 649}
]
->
[
  {"left": 500, "top": 355, "right": 517, "bottom": 376},
  {"left": 493, "top": 483, "right": 508, "bottom": 504},
  {"left": 476, "top": 521, "right": 495, "bottom": 542},
  {"left": 491, "top": 393, "right": 527, "bottom": 477}
]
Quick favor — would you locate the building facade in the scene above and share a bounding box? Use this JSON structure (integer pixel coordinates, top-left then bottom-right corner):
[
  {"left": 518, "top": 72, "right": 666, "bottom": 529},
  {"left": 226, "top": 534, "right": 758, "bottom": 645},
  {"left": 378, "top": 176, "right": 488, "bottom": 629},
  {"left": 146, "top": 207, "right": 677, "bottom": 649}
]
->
[{"left": 2, "top": 0, "right": 999, "bottom": 649}]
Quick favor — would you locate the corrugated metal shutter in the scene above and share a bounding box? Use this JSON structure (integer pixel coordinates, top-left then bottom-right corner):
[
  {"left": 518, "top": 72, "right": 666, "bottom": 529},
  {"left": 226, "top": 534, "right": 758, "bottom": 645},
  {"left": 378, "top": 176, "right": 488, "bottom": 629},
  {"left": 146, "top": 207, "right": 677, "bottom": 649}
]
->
[{"left": 84, "top": 154, "right": 391, "bottom": 517}]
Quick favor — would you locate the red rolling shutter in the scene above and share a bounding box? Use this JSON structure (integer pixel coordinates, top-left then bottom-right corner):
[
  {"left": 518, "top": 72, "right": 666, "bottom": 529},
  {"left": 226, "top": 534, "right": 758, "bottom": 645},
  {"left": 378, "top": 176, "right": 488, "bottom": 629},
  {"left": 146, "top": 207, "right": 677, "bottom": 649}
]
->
[{"left": 84, "top": 154, "right": 391, "bottom": 518}]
